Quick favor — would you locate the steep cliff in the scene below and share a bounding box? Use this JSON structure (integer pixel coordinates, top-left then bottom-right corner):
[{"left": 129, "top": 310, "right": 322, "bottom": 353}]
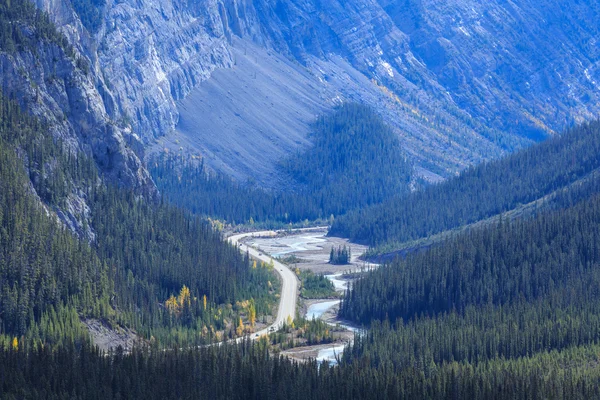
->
[
  {"left": 0, "top": 0, "right": 155, "bottom": 235},
  {"left": 28, "top": 0, "right": 600, "bottom": 185}
]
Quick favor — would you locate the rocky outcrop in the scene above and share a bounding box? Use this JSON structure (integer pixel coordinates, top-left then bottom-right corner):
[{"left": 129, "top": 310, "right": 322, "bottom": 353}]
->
[
  {"left": 0, "top": 40, "right": 155, "bottom": 194},
  {"left": 96, "top": 0, "right": 237, "bottom": 140}
]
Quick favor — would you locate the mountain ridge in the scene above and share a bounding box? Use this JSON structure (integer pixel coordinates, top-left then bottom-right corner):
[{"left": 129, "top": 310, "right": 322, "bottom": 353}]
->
[{"left": 30, "top": 0, "right": 600, "bottom": 187}]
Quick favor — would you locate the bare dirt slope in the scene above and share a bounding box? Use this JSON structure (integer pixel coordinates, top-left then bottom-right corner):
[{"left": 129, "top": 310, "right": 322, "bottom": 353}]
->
[{"left": 161, "top": 39, "right": 326, "bottom": 187}]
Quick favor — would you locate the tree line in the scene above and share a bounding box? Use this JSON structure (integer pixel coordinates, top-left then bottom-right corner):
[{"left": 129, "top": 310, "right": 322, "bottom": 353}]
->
[{"left": 2, "top": 337, "right": 600, "bottom": 399}]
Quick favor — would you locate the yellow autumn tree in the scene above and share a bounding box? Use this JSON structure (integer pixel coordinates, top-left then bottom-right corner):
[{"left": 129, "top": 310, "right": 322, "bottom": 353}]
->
[
  {"left": 165, "top": 295, "right": 178, "bottom": 313},
  {"left": 252, "top": 260, "right": 257, "bottom": 269},
  {"left": 248, "top": 302, "right": 256, "bottom": 327},
  {"left": 11, "top": 337, "right": 18, "bottom": 351},
  {"left": 178, "top": 285, "right": 191, "bottom": 307},
  {"left": 165, "top": 285, "right": 193, "bottom": 314},
  {"left": 203, "top": 294, "right": 207, "bottom": 310},
  {"left": 236, "top": 317, "right": 244, "bottom": 336}
]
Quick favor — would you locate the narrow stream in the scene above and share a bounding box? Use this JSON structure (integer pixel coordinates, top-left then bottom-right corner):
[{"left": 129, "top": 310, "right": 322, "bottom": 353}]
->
[
  {"left": 325, "top": 273, "right": 348, "bottom": 291},
  {"left": 306, "top": 300, "right": 341, "bottom": 320},
  {"left": 316, "top": 344, "right": 346, "bottom": 365}
]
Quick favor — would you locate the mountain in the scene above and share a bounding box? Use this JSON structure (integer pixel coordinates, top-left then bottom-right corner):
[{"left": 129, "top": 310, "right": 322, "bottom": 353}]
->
[
  {"left": 31, "top": 0, "right": 600, "bottom": 187},
  {"left": 0, "top": 0, "right": 155, "bottom": 235}
]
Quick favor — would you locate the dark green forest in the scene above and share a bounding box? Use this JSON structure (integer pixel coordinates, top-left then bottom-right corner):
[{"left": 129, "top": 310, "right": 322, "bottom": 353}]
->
[
  {"left": 280, "top": 103, "right": 412, "bottom": 217},
  {"left": 0, "top": 99, "right": 105, "bottom": 349},
  {"left": 333, "top": 190, "right": 600, "bottom": 397},
  {"left": 331, "top": 120, "right": 600, "bottom": 249},
  {"left": 3, "top": 338, "right": 600, "bottom": 399},
  {"left": 340, "top": 193, "right": 600, "bottom": 323},
  {"left": 150, "top": 104, "right": 412, "bottom": 225}
]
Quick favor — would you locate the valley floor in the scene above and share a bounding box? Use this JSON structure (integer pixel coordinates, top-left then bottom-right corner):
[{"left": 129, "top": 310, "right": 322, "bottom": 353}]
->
[{"left": 242, "top": 228, "right": 372, "bottom": 362}]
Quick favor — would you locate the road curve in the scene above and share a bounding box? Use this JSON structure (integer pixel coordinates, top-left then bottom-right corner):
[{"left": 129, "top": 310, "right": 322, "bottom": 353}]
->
[{"left": 228, "top": 227, "right": 327, "bottom": 342}]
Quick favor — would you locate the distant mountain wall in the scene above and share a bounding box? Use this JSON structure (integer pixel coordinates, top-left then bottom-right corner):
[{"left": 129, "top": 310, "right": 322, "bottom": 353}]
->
[{"left": 26, "top": 0, "right": 600, "bottom": 185}]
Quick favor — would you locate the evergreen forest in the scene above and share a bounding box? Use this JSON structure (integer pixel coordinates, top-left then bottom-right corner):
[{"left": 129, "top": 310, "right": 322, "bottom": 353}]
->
[{"left": 331, "top": 120, "right": 600, "bottom": 250}]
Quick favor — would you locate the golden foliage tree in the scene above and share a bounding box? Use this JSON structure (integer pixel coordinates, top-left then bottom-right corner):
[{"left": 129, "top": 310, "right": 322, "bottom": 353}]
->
[
  {"left": 249, "top": 302, "right": 256, "bottom": 327},
  {"left": 165, "top": 295, "right": 178, "bottom": 313},
  {"left": 165, "top": 285, "right": 192, "bottom": 314},
  {"left": 236, "top": 317, "right": 244, "bottom": 336},
  {"left": 178, "top": 285, "right": 191, "bottom": 308}
]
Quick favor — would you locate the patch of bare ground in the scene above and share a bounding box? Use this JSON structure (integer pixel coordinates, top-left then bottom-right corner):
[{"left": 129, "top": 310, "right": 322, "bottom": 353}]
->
[
  {"left": 243, "top": 229, "right": 373, "bottom": 275},
  {"left": 84, "top": 319, "right": 143, "bottom": 352}
]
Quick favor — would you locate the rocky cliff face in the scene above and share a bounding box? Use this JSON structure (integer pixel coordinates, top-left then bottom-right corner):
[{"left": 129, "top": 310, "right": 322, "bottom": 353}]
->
[
  {"left": 0, "top": 0, "right": 157, "bottom": 235},
  {"left": 31, "top": 0, "right": 600, "bottom": 184},
  {"left": 0, "top": 45, "right": 153, "bottom": 192}
]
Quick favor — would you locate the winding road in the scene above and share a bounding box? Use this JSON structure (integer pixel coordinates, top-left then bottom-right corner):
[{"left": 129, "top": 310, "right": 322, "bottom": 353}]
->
[{"left": 228, "top": 227, "right": 326, "bottom": 341}]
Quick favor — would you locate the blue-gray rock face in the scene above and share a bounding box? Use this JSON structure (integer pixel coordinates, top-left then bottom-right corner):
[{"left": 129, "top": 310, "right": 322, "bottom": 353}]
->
[{"left": 31, "top": 0, "right": 600, "bottom": 184}]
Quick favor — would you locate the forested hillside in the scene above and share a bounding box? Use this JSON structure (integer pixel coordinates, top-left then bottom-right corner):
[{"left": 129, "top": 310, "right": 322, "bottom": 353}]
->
[
  {"left": 279, "top": 104, "right": 412, "bottom": 217},
  {"left": 331, "top": 120, "right": 600, "bottom": 249},
  {"left": 151, "top": 104, "right": 412, "bottom": 224},
  {"left": 331, "top": 188, "right": 600, "bottom": 396},
  {"left": 0, "top": 95, "right": 105, "bottom": 348},
  {"left": 0, "top": 89, "right": 274, "bottom": 349},
  {"left": 341, "top": 193, "right": 600, "bottom": 323}
]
